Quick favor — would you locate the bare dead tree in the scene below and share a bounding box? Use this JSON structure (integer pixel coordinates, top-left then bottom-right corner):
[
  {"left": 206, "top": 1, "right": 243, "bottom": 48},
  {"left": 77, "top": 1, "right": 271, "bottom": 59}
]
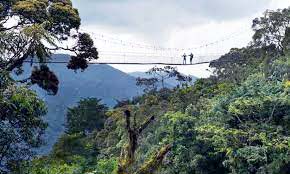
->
[{"left": 117, "top": 110, "right": 171, "bottom": 174}]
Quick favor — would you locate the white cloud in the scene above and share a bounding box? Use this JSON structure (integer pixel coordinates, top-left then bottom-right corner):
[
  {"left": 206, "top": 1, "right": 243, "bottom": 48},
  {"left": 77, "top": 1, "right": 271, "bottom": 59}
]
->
[{"left": 71, "top": 0, "right": 290, "bottom": 78}]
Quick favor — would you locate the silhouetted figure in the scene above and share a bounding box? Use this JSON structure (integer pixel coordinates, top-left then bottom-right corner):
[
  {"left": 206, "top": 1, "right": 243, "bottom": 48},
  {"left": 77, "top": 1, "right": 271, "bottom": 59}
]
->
[
  {"left": 182, "top": 53, "right": 187, "bottom": 64},
  {"left": 189, "top": 53, "right": 194, "bottom": 64}
]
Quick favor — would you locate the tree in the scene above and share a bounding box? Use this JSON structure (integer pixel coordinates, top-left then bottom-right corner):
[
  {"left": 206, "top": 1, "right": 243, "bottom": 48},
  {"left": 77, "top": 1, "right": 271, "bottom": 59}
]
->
[
  {"left": 117, "top": 110, "right": 171, "bottom": 174},
  {"left": 66, "top": 98, "right": 108, "bottom": 134},
  {"left": 138, "top": 66, "right": 192, "bottom": 90},
  {"left": 0, "top": 1, "right": 99, "bottom": 172},
  {"left": 0, "top": 72, "right": 47, "bottom": 173},
  {"left": 141, "top": 112, "right": 204, "bottom": 174},
  {"left": 209, "top": 47, "right": 264, "bottom": 83},
  {"left": 147, "top": 66, "right": 179, "bottom": 89},
  {"left": 252, "top": 7, "right": 290, "bottom": 54},
  {"left": 196, "top": 72, "right": 290, "bottom": 173},
  {"left": 0, "top": 0, "right": 98, "bottom": 95}
]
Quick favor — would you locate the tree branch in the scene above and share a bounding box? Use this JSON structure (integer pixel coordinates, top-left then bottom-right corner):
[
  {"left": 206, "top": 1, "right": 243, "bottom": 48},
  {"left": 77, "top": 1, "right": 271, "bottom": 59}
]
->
[
  {"left": 5, "top": 48, "right": 31, "bottom": 71},
  {"left": 135, "top": 144, "right": 172, "bottom": 174},
  {"left": 138, "top": 116, "right": 155, "bottom": 134}
]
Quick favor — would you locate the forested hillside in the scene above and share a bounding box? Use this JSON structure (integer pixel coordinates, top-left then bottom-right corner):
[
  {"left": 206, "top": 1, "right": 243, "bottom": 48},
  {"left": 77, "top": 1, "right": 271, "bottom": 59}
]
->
[
  {"left": 0, "top": 0, "right": 289, "bottom": 174},
  {"left": 19, "top": 7, "right": 290, "bottom": 174}
]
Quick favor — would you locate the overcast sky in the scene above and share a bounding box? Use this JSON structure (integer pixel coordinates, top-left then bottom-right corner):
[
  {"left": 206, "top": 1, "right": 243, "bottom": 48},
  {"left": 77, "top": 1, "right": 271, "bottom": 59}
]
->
[{"left": 71, "top": 0, "right": 290, "bottom": 77}]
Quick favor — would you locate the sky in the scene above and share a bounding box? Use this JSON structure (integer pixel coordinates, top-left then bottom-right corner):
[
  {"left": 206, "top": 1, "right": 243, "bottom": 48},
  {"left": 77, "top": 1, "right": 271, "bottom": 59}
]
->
[{"left": 70, "top": 0, "right": 290, "bottom": 78}]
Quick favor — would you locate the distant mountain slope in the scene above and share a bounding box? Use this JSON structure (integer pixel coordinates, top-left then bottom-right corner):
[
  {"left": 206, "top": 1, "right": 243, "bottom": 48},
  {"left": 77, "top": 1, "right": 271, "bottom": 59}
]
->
[
  {"left": 129, "top": 71, "right": 198, "bottom": 87},
  {"left": 15, "top": 54, "right": 142, "bottom": 154}
]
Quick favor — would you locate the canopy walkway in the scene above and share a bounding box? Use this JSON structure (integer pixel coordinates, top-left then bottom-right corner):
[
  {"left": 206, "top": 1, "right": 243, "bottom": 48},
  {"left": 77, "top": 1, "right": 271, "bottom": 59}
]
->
[
  {"left": 25, "top": 28, "right": 249, "bottom": 66},
  {"left": 24, "top": 54, "right": 223, "bottom": 66}
]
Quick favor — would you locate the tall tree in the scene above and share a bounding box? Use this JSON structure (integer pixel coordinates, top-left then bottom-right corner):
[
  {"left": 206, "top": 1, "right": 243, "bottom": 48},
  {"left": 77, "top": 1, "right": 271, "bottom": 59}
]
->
[
  {"left": 0, "top": 72, "right": 47, "bottom": 173},
  {"left": 147, "top": 66, "right": 179, "bottom": 89},
  {"left": 209, "top": 47, "right": 263, "bottom": 83},
  {"left": 145, "top": 66, "right": 192, "bottom": 89},
  {"left": 0, "top": 1, "right": 99, "bottom": 172},
  {"left": 252, "top": 7, "right": 290, "bottom": 54},
  {"left": 66, "top": 98, "right": 108, "bottom": 134},
  {"left": 117, "top": 110, "right": 171, "bottom": 174},
  {"left": 0, "top": 0, "right": 98, "bottom": 95}
]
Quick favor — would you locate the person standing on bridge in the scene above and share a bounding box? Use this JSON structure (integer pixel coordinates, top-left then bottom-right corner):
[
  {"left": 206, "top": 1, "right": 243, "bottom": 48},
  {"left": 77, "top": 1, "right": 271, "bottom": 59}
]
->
[
  {"left": 182, "top": 53, "right": 187, "bottom": 64},
  {"left": 189, "top": 53, "right": 194, "bottom": 64}
]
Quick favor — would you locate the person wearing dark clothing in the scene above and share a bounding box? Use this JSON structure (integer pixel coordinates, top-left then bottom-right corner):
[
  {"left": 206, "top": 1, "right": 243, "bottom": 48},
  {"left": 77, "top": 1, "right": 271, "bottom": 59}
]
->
[
  {"left": 182, "top": 53, "right": 187, "bottom": 64},
  {"left": 189, "top": 53, "right": 194, "bottom": 64}
]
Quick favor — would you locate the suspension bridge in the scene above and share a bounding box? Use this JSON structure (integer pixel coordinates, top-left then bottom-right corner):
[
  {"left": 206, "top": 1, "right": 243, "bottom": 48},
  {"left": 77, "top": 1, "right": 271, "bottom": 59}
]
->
[
  {"left": 92, "top": 28, "right": 249, "bottom": 65},
  {"left": 43, "top": 28, "right": 251, "bottom": 66}
]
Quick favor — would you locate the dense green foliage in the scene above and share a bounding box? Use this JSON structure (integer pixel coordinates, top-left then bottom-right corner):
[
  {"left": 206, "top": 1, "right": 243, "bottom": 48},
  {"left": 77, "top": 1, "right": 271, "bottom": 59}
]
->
[
  {"left": 22, "top": 47, "right": 290, "bottom": 173},
  {"left": 66, "top": 98, "right": 108, "bottom": 134},
  {"left": 2, "top": 3, "right": 290, "bottom": 174},
  {"left": 0, "top": 72, "right": 47, "bottom": 173}
]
